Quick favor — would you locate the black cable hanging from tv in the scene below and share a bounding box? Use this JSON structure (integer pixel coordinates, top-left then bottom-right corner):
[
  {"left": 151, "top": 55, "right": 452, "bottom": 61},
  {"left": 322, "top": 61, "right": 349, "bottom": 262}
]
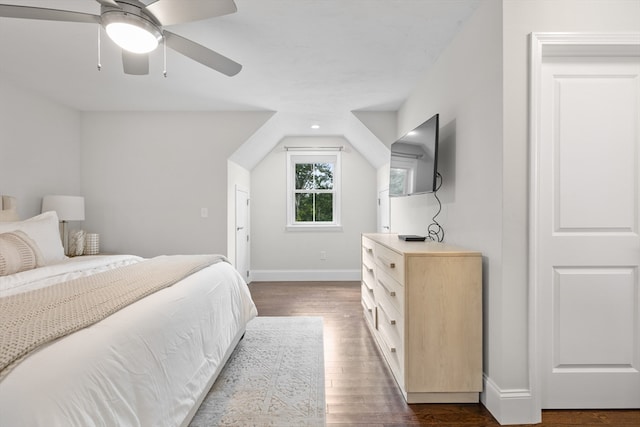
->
[{"left": 427, "top": 173, "right": 445, "bottom": 242}]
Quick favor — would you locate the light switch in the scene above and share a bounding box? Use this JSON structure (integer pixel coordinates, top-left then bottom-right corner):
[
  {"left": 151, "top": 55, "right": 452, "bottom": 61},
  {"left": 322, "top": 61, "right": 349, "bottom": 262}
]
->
[{"left": 200, "top": 208, "right": 208, "bottom": 218}]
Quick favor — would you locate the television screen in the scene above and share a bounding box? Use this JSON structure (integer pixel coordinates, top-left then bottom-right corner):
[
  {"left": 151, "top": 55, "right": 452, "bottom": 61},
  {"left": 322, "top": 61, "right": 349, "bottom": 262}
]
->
[{"left": 389, "top": 113, "right": 439, "bottom": 196}]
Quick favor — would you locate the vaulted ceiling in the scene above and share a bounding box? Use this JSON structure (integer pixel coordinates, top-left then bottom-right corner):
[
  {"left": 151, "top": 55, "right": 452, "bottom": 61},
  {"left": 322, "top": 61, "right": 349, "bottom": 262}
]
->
[{"left": 0, "top": 0, "right": 480, "bottom": 168}]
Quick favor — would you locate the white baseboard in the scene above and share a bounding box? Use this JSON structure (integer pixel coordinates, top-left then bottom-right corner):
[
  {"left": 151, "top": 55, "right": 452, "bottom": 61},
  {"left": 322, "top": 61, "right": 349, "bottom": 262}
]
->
[
  {"left": 250, "top": 269, "right": 360, "bottom": 282},
  {"left": 481, "top": 375, "right": 541, "bottom": 425}
]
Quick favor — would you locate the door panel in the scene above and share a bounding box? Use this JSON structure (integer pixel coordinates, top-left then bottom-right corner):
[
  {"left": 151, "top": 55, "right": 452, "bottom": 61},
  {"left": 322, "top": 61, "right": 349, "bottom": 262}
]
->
[
  {"left": 553, "top": 70, "right": 637, "bottom": 232},
  {"left": 553, "top": 267, "right": 636, "bottom": 367},
  {"left": 538, "top": 56, "right": 640, "bottom": 408}
]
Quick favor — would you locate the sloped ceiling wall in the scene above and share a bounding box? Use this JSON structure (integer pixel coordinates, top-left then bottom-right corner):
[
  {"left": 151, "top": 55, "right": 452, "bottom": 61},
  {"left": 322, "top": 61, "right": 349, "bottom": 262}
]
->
[{"left": 230, "top": 110, "right": 396, "bottom": 170}]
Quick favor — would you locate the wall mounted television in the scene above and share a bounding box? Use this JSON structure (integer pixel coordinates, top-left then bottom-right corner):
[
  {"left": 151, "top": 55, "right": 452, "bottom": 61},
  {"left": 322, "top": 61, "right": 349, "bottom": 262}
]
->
[{"left": 389, "top": 113, "right": 439, "bottom": 197}]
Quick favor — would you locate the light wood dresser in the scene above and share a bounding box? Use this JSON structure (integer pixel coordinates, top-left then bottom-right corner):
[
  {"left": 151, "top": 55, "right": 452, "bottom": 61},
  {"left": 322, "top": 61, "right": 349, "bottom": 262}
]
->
[{"left": 361, "top": 233, "right": 483, "bottom": 403}]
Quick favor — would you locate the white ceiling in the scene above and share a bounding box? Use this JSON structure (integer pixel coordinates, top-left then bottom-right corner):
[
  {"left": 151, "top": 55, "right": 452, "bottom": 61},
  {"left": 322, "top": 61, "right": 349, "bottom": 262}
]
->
[{"left": 0, "top": 0, "right": 480, "bottom": 168}]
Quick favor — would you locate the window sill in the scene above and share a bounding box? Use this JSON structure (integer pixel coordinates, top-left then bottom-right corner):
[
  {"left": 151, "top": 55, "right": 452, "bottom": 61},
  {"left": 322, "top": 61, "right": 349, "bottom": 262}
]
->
[{"left": 286, "top": 225, "right": 343, "bottom": 232}]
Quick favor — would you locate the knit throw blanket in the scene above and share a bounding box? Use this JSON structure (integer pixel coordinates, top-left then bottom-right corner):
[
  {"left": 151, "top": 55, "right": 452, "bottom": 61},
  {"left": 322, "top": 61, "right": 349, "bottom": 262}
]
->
[{"left": 0, "top": 254, "right": 227, "bottom": 380}]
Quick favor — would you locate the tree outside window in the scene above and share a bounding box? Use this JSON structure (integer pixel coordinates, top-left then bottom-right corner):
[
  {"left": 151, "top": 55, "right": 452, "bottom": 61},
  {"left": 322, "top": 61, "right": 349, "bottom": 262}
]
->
[
  {"left": 295, "top": 162, "right": 334, "bottom": 222},
  {"left": 287, "top": 151, "right": 341, "bottom": 229}
]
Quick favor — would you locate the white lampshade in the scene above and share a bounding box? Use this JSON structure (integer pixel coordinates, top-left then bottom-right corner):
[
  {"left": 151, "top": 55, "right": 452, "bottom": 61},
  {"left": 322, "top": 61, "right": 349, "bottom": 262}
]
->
[{"left": 42, "top": 195, "right": 85, "bottom": 221}]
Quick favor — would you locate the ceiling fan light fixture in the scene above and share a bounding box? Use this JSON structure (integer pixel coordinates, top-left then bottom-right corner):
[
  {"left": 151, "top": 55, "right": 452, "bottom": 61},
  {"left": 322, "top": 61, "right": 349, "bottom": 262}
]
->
[{"left": 103, "top": 12, "right": 162, "bottom": 54}]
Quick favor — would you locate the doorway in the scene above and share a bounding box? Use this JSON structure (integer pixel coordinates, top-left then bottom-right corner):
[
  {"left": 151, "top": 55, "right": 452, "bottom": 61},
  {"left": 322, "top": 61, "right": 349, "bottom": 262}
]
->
[
  {"left": 378, "top": 188, "right": 390, "bottom": 233},
  {"left": 235, "top": 186, "right": 250, "bottom": 283}
]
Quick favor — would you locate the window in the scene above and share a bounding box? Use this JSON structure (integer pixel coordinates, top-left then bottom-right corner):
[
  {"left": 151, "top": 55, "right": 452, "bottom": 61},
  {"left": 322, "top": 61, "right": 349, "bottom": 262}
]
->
[
  {"left": 286, "top": 150, "right": 341, "bottom": 230},
  {"left": 389, "top": 157, "right": 417, "bottom": 195}
]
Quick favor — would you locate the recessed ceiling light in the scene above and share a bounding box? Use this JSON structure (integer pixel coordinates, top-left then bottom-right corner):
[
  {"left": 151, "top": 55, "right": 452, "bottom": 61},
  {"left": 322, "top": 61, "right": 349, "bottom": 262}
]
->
[{"left": 311, "top": 124, "right": 320, "bottom": 129}]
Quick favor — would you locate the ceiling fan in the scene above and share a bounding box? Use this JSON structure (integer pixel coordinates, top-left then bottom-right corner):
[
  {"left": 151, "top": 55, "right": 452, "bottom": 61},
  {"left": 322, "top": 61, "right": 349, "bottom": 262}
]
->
[{"left": 0, "top": 0, "right": 242, "bottom": 76}]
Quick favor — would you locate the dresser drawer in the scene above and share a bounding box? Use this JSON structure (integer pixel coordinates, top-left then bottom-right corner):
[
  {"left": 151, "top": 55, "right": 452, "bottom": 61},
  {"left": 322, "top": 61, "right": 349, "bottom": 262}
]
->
[
  {"left": 361, "top": 283, "right": 376, "bottom": 329},
  {"left": 374, "top": 243, "right": 404, "bottom": 285},
  {"left": 362, "top": 236, "right": 376, "bottom": 264},
  {"left": 362, "top": 250, "right": 376, "bottom": 273},
  {"left": 376, "top": 317, "right": 404, "bottom": 389},
  {"left": 362, "top": 262, "right": 375, "bottom": 291},
  {"left": 375, "top": 267, "right": 404, "bottom": 316},
  {"left": 377, "top": 297, "right": 404, "bottom": 343}
]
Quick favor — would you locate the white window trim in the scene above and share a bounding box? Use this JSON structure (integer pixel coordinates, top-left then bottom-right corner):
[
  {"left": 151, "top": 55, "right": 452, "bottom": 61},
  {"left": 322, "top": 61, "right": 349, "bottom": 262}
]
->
[
  {"left": 286, "top": 150, "right": 341, "bottom": 231},
  {"left": 390, "top": 156, "right": 418, "bottom": 195}
]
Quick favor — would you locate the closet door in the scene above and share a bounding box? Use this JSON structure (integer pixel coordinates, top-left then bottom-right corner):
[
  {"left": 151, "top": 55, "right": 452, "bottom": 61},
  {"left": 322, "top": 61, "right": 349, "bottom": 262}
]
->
[{"left": 536, "top": 51, "right": 640, "bottom": 408}]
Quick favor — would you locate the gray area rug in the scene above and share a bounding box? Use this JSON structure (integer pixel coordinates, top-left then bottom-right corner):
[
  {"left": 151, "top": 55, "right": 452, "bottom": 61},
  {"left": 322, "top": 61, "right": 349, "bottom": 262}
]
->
[{"left": 190, "top": 316, "right": 326, "bottom": 427}]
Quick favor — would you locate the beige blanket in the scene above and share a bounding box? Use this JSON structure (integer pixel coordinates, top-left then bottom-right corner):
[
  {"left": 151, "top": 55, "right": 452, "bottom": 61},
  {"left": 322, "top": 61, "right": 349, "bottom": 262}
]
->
[{"left": 0, "top": 254, "right": 227, "bottom": 380}]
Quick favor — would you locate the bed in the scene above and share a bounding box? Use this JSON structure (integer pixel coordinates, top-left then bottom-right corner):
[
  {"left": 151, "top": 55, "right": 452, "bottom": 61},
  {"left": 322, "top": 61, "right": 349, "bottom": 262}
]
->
[{"left": 0, "top": 197, "right": 258, "bottom": 427}]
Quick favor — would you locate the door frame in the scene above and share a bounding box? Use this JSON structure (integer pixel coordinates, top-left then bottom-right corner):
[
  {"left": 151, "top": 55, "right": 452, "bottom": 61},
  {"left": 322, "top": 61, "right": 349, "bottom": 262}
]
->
[
  {"left": 528, "top": 32, "right": 640, "bottom": 415},
  {"left": 235, "top": 185, "right": 250, "bottom": 283},
  {"left": 378, "top": 188, "right": 390, "bottom": 233}
]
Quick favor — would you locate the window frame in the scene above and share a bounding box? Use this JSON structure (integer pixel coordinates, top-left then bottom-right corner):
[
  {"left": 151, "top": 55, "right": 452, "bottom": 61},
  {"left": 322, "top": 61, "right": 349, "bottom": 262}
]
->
[
  {"left": 286, "top": 150, "right": 342, "bottom": 231},
  {"left": 390, "top": 156, "right": 418, "bottom": 196}
]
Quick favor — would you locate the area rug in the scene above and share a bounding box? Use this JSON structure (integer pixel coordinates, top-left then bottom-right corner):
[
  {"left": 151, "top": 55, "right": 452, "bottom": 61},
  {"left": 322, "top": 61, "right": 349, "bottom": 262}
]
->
[{"left": 190, "top": 316, "right": 326, "bottom": 427}]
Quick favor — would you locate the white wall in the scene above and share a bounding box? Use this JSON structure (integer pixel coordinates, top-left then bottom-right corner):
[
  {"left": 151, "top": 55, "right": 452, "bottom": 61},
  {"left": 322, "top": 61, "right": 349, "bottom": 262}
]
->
[
  {"left": 0, "top": 79, "right": 82, "bottom": 218},
  {"left": 352, "top": 111, "right": 398, "bottom": 146},
  {"left": 80, "top": 111, "right": 272, "bottom": 257},
  {"left": 251, "top": 136, "right": 377, "bottom": 280},
  {"left": 395, "top": 0, "right": 504, "bottom": 385},
  {"left": 391, "top": 0, "right": 509, "bottom": 420}
]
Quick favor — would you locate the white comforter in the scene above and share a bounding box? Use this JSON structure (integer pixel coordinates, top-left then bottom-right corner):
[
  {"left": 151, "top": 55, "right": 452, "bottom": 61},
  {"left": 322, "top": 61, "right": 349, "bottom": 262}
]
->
[{"left": 0, "top": 255, "right": 257, "bottom": 427}]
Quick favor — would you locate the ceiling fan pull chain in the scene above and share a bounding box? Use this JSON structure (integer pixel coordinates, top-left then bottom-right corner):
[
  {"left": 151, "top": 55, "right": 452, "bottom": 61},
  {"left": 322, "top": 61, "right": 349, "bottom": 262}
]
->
[
  {"left": 163, "top": 35, "right": 167, "bottom": 78},
  {"left": 97, "top": 26, "right": 102, "bottom": 71}
]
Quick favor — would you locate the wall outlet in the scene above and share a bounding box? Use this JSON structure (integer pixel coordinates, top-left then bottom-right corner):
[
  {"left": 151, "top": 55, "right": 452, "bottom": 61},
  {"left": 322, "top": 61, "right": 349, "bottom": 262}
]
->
[
  {"left": 320, "top": 251, "right": 327, "bottom": 260},
  {"left": 200, "top": 208, "right": 208, "bottom": 218}
]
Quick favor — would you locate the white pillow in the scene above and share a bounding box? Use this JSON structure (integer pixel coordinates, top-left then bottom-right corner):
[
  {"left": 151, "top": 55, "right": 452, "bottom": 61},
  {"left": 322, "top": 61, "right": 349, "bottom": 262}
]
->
[
  {"left": 0, "top": 231, "right": 44, "bottom": 276},
  {"left": 0, "top": 211, "right": 66, "bottom": 265}
]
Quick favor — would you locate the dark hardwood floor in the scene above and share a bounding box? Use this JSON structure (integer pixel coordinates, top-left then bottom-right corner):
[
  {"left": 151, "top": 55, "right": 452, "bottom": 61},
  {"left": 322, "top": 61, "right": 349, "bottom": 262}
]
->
[{"left": 248, "top": 281, "right": 639, "bottom": 427}]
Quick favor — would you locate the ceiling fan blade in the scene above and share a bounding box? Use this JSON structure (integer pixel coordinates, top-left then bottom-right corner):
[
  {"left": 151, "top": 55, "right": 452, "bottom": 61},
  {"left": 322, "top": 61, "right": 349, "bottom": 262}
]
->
[
  {"left": 164, "top": 31, "right": 241, "bottom": 76},
  {"left": 122, "top": 50, "right": 149, "bottom": 75},
  {"left": 94, "top": 0, "right": 120, "bottom": 7},
  {"left": 145, "top": 0, "right": 237, "bottom": 26},
  {"left": 0, "top": 5, "right": 100, "bottom": 23}
]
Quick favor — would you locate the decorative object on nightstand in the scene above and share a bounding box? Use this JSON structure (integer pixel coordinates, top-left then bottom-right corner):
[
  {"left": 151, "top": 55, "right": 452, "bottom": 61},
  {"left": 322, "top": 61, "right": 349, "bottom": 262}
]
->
[
  {"left": 68, "top": 229, "right": 86, "bottom": 257},
  {"left": 84, "top": 233, "right": 100, "bottom": 255},
  {"left": 0, "top": 195, "right": 19, "bottom": 221},
  {"left": 41, "top": 195, "right": 85, "bottom": 256}
]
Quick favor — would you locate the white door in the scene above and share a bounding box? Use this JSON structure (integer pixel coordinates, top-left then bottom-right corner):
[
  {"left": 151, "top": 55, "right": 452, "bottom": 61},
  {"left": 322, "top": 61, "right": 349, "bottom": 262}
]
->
[
  {"left": 535, "top": 51, "right": 640, "bottom": 408},
  {"left": 235, "top": 187, "right": 250, "bottom": 283},
  {"left": 378, "top": 189, "right": 390, "bottom": 233}
]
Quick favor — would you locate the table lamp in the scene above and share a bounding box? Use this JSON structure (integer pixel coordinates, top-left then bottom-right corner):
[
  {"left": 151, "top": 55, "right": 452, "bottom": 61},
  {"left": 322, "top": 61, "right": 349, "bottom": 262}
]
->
[{"left": 42, "top": 195, "right": 85, "bottom": 256}]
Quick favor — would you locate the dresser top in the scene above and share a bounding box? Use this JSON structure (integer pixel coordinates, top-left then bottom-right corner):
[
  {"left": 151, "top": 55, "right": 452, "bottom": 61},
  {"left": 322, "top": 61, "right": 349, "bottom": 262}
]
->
[{"left": 363, "top": 233, "right": 481, "bottom": 257}]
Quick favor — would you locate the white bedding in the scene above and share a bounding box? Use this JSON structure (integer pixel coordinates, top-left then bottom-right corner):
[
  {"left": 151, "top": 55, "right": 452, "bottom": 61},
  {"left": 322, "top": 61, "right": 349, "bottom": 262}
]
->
[{"left": 0, "top": 255, "right": 257, "bottom": 427}]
